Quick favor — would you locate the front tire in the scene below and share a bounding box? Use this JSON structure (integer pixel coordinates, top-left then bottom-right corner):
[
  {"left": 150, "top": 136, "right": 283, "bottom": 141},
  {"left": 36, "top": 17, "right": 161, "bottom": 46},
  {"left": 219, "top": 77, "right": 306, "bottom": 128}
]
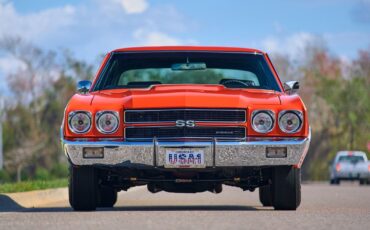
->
[
  {"left": 259, "top": 185, "right": 273, "bottom": 206},
  {"left": 330, "top": 178, "right": 340, "bottom": 185},
  {"left": 272, "top": 166, "right": 301, "bottom": 210},
  {"left": 69, "top": 166, "right": 97, "bottom": 211}
]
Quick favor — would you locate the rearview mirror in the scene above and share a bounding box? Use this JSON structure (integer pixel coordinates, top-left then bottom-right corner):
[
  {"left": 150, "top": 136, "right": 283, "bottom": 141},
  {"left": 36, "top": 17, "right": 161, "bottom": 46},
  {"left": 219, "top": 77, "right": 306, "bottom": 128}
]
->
[
  {"left": 283, "top": 81, "right": 299, "bottom": 95},
  {"left": 171, "top": 62, "right": 207, "bottom": 71},
  {"left": 77, "top": 80, "right": 92, "bottom": 95}
]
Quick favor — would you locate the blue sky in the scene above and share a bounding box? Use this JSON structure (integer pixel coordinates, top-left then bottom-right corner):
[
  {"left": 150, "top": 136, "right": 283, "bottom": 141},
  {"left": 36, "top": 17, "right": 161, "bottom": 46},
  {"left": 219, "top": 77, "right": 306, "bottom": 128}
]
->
[{"left": 0, "top": 0, "right": 369, "bottom": 75}]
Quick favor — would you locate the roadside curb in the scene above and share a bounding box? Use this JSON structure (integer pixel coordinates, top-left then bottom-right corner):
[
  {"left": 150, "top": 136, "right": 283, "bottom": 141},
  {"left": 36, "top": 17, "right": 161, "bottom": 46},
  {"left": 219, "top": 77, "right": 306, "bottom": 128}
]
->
[
  {"left": 0, "top": 186, "right": 145, "bottom": 211},
  {"left": 1, "top": 187, "right": 68, "bottom": 209}
]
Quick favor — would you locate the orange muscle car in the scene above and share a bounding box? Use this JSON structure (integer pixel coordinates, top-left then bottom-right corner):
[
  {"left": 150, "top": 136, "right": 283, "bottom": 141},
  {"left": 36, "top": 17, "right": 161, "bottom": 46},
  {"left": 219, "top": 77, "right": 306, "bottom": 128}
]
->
[{"left": 61, "top": 46, "right": 311, "bottom": 211}]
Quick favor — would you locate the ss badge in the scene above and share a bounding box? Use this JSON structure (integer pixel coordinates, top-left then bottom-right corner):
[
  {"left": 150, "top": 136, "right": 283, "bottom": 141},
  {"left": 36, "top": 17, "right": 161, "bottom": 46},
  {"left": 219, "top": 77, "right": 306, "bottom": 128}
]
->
[{"left": 176, "top": 120, "right": 196, "bottom": 127}]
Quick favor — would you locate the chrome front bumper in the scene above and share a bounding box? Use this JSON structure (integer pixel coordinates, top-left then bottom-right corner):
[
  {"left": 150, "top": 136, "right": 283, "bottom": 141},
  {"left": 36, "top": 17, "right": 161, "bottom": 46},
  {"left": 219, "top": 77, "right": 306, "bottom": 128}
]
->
[{"left": 63, "top": 131, "right": 310, "bottom": 168}]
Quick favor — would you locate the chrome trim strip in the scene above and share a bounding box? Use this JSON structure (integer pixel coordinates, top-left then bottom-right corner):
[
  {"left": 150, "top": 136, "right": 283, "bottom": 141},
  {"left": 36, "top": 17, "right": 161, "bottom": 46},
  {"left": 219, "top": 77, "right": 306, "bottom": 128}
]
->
[
  {"left": 124, "top": 109, "right": 247, "bottom": 124},
  {"left": 63, "top": 137, "right": 309, "bottom": 147}
]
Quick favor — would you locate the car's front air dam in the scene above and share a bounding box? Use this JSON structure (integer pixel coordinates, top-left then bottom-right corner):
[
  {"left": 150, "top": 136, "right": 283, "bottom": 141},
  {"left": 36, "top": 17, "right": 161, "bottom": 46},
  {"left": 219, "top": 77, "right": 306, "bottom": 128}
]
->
[{"left": 63, "top": 130, "right": 310, "bottom": 168}]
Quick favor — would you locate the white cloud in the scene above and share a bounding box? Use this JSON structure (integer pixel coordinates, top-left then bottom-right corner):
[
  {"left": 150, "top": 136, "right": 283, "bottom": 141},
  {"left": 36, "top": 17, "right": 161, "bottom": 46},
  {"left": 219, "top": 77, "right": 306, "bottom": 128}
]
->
[
  {"left": 0, "top": 56, "right": 26, "bottom": 75},
  {"left": 0, "top": 2, "right": 77, "bottom": 79},
  {"left": 133, "top": 29, "right": 181, "bottom": 46},
  {"left": 118, "top": 0, "right": 148, "bottom": 14},
  {"left": 132, "top": 28, "right": 199, "bottom": 46},
  {"left": 261, "top": 38, "right": 279, "bottom": 53},
  {"left": 0, "top": 1, "right": 196, "bottom": 64},
  {"left": 0, "top": 3, "right": 76, "bottom": 42},
  {"left": 261, "top": 32, "right": 324, "bottom": 60},
  {"left": 0, "top": 0, "right": 198, "bottom": 93},
  {"left": 261, "top": 31, "right": 370, "bottom": 62}
]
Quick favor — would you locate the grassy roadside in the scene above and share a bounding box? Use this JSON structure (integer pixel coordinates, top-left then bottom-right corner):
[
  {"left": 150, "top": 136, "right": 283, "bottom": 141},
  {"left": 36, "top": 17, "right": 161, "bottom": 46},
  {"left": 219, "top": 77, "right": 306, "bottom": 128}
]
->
[{"left": 0, "top": 178, "right": 68, "bottom": 193}]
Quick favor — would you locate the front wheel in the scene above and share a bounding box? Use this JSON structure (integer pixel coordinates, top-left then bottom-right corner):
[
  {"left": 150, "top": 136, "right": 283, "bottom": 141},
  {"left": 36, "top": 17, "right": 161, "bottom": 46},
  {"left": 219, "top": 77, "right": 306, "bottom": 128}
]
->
[
  {"left": 272, "top": 166, "right": 301, "bottom": 210},
  {"left": 69, "top": 166, "right": 98, "bottom": 211},
  {"left": 330, "top": 178, "right": 340, "bottom": 185}
]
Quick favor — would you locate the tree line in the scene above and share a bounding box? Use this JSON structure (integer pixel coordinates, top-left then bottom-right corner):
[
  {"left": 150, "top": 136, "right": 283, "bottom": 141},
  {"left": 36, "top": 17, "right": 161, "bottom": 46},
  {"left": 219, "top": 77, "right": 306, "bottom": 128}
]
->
[{"left": 0, "top": 37, "right": 95, "bottom": 182}]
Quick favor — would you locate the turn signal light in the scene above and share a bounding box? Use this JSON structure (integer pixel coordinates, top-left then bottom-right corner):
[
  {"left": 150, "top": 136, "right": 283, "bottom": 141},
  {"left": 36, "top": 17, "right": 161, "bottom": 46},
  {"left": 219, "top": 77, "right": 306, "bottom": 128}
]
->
[
  {"left": 266, "top": 147, "right": 287, "bottom": 158},
  {"left": 335, "top": 163, "right": 341, "bottom": 172},
  {"left": 83, "top": 147, "right": 104, "bottom": 158}
]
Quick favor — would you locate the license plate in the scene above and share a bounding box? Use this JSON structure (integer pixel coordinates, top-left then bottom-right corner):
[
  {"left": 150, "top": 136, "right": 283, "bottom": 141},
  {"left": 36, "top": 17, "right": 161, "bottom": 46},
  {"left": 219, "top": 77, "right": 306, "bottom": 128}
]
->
[{"left": 165, "top": 149, "right": 205, "bottom": 168}]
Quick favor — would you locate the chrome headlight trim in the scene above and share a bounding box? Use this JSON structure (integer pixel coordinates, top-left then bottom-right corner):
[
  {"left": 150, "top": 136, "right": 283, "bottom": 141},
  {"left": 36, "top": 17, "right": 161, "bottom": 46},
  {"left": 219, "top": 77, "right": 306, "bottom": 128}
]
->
[
  {"left": 251, "top": 110, "right": 275, "bottom": 133},
  {"left": 96, "top": 110, "right": 120, "bottom": 134},
  {"left": 68, "top": 111, "right": 92, "bottom": 134},
  {"left": 278, "top": 110, "right": 303, "bottom": 133}
]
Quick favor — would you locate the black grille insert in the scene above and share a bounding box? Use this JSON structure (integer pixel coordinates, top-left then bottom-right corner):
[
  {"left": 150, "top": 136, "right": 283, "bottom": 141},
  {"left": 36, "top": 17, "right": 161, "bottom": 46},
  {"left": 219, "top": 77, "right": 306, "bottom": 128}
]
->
[
  {"left": 125, "top": 109, "right": 246, "bottom": 123},
  {"left": 125, "top": 127, "right": 245, "bottom": 139}
]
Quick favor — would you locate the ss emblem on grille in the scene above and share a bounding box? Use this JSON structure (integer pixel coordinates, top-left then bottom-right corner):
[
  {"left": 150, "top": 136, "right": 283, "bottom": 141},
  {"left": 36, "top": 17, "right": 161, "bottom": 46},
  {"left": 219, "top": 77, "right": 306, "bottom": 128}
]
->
[{"left": 175, "top": 120, "right": 196, "bottom": 127}]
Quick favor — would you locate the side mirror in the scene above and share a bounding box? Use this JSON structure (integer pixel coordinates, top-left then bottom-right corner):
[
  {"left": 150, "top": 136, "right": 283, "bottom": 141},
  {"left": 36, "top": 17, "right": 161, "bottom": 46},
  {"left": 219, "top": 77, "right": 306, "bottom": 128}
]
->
[
  {"left": 77, "top": 80, "right": 92, "bottom": 95},
  {"left": 283, "top": 81, "right": 299, "bottom": 95}
]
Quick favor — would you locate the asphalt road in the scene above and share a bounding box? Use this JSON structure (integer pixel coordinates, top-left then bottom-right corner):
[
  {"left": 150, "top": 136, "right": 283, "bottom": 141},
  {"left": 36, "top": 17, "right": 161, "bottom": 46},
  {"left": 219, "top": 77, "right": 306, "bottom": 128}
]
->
[{"left": 1, "top": 183, "right": 370, "bottom": 230}]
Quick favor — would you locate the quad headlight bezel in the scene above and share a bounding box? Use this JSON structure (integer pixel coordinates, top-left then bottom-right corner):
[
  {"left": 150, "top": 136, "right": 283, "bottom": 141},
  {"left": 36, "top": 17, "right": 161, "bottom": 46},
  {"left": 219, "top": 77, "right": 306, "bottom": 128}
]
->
[
  {"left": 251, "top": 110, "right": 275, "bottom": 134},
  {"left": 278, "top": 110, "right": 303, "bottom": 134},
  {"left": 68, "top": 111, "right": 92, "bottom": 134}
]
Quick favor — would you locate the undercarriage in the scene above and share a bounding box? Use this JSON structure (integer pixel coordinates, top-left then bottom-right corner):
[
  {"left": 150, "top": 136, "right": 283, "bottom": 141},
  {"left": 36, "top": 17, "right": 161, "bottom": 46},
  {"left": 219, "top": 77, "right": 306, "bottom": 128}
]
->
[{"left": 95, "top": 166, "right": 273, "bottom": 193}]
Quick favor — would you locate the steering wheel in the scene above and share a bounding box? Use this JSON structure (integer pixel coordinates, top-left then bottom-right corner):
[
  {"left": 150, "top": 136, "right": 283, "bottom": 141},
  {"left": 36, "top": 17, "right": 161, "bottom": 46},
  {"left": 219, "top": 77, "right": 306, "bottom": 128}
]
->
[{"left": 221, "top": 79, "right": 253, "bottom": 88}]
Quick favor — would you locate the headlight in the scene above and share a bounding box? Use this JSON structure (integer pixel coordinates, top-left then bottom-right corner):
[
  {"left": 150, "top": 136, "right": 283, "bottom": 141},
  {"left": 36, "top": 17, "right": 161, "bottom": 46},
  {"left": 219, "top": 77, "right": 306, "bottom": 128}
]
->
[
  {"left": 251, "top": 110, "right": 274, "bottom": 133},
  {"left": 96, "top": 111, "right": 119, "bottom": 134},
  {"left": 278, "top": 111, "right": 303, "bottom": 133},
  {"left": 68, "top": 111, "right": 91, "bottom": 134}
]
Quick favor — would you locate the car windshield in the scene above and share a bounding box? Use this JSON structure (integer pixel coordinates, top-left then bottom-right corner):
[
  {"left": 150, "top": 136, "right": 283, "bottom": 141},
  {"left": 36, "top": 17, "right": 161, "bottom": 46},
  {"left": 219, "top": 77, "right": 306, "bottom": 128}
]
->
[
  {"left": 93, "top": 52, "right": 281, "bottom": 91},
  {"left": 338, "top": 155, "right": 365, "bottom": 164}
]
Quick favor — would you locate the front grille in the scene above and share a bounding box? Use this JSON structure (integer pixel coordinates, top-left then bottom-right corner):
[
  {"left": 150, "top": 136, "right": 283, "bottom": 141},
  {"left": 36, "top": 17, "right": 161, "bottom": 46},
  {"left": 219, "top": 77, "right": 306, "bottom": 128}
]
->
[
  {"left": 125, "top": 127, "right": 246, "bottom": 139},
  {"left": 125, "top": 109, "right": 246, "bottom": 123}
]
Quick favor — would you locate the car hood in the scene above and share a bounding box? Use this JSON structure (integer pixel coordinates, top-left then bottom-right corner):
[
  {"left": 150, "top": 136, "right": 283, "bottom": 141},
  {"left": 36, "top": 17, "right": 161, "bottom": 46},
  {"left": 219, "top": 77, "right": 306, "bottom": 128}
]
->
[{"left": 90, "top": 85, "right": 281, "bottom": 109}]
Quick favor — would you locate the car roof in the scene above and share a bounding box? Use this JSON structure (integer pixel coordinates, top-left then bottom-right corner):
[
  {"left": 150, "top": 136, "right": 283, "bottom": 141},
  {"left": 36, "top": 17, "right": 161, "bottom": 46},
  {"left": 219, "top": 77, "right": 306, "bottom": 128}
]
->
[
  {"left": 110, "top": 46, "right": 265, "bottom": 54},
  {"left": 336, "top": 151, "right": 367, "bottom": 157}
]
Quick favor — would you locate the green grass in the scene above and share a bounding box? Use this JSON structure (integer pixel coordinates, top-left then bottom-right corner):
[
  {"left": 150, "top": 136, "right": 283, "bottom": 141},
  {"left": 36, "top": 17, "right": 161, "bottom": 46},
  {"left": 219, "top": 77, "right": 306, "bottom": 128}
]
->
[{"left": 0, "top": 178, "right": 68, "bottom": 193}]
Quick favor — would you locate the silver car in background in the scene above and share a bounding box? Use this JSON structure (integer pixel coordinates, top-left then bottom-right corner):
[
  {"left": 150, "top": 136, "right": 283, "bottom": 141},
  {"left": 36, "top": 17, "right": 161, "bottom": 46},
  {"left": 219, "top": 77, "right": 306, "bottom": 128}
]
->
[{"left": 330, "top": 151, "right": 369, "bottom": 185}]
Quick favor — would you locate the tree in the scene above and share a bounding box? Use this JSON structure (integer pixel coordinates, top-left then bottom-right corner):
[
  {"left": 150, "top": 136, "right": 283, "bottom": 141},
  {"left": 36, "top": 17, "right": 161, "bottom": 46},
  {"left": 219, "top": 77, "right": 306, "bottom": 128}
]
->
[{"left": 0, "top": 37, "right": 94, "bottom": 181}]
